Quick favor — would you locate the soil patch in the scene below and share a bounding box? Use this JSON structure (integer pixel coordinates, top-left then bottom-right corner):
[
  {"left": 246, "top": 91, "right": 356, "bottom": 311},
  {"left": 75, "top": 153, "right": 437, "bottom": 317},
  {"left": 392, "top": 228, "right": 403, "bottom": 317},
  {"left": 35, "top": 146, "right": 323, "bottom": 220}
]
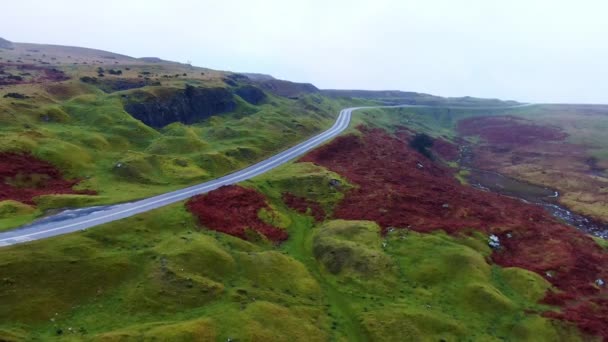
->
[
  {"left": 300, "top": 127, "right": 608, "bottom": 340},
  {"left": 0, "top": 153, "right": 94, "bottom": 204},
  {"left": 186, "top": 185, "right": 288, "bottom": 243}
]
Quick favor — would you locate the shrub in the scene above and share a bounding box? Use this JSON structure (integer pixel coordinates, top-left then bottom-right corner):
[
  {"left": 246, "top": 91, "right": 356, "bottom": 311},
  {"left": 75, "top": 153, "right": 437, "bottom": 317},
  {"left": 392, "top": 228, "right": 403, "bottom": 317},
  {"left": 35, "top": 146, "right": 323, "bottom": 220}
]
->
[
  {"left": 3, "top": 92, "right": 29, "bottom": 99},
  {"left": 80, "top": 76, "right": 98, "bottom": 84},
  {"left": 409, "top": 133, "right": 434, "bottom": 158}
]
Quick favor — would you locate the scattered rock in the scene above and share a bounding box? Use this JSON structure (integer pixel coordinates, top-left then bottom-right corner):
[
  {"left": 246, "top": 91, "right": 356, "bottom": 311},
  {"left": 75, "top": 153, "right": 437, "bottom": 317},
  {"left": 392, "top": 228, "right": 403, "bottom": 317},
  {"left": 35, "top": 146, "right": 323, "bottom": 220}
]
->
[
  {"left": 596, "top": 279, "right": 605, "bottom": 287},
  {"left": 488, "top": 234, "right": 501, "bottom": 249},
  {"left": 329, "top": 179, "right": 341, "bottom": 187}
]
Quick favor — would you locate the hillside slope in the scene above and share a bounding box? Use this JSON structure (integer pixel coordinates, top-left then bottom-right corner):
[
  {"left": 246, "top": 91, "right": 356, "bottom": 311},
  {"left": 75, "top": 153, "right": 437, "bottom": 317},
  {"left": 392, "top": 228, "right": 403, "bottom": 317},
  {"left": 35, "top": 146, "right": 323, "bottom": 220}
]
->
[
  {"left": 0, "top": 38, "right": 606, "bottom": 341},
  {"left": 0, "top": 39, "right": 361, "bottom": 229}
]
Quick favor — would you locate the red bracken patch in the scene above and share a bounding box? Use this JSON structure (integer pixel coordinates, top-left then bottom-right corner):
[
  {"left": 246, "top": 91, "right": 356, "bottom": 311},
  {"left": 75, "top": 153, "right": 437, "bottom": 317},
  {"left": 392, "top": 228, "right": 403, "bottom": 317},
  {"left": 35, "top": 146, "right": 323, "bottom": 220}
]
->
[
  {"left": 458, "top": 115, "right": 567, "bottom": 145},
  {"left": 186, "top": 185, "right": 288, "bottom": 243},
  {"left": 432, "top": 138, "right": 459, "bottom": 161},
  {"left": 0, "top": 152, "right": 94, "bottom": 204},
  {"left": 300, "top": 127, "right": 608, "bottom": 340},
  {"left": 282, "top": 192, "right": 326, "bottom": 221}
]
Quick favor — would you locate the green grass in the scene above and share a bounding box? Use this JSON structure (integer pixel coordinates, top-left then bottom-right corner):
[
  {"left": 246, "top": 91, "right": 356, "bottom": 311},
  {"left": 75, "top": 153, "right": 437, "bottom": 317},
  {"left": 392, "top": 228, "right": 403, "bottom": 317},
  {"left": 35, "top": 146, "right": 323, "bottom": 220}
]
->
[
  {"left": 0, "top": 203, "right": 330, "bottom": 341},
  {"left": 507, "top": 104, "right": 608, "bottom": 159},
  {"left": 0, "top": 155, "right": 589, "bottom": 341},
  {"left": 347, "top": 105, "right": 521, "bottom": 143},
  {"left": 0, "top": 63, "right": 600, "bottom": 340},
  {"left": 0, "top": 76, "right": 366, "bottom": 230}
]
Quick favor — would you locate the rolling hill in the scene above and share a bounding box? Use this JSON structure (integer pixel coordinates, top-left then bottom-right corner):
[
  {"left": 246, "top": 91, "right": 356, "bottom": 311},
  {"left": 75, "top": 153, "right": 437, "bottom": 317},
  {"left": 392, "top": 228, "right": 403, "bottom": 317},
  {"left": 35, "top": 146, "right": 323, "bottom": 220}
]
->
[{"left": 0, "top": 38, "right": 607, "bottom": 341}]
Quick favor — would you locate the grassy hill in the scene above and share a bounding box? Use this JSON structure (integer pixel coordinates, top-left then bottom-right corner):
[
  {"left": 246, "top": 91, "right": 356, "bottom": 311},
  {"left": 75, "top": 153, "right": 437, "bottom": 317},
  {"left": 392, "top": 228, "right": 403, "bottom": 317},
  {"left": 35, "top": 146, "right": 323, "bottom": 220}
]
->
[
  {"left": 322, "top": 89, "right": 521, "bottom": 107},
  {"left": 0, "top": 38, "right": 607, "bottom": 341},
  {"left": 0, "top": 39, "right": 369, "bottom": 229}
]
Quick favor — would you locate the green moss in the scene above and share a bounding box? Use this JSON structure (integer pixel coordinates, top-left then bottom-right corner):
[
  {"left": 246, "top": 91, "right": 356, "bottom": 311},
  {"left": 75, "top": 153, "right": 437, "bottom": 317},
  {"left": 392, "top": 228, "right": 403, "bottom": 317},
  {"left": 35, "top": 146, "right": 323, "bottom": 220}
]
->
[
  {"left": 500, "top": 267, "right": 552, "bottom": 302},
  {"left": 456, "top": 169, "right": 471, "bottom": 185},
  {"left": 0, "top": 88, "right": 350, "bottom": 225},
  {"left": 34, "top": 194, "right": 107, "bottom": 211},
  {"left": 0, "top": 328, "right": 29, "bottom": 342},
  {"left": 593, "top": 236, "right": 608, "bottom": 250},
  {"left": 92, "top": 318, "right": 217, "bottom": 341},
  {"left": 38, "top": 106, "right": 71, "bottom": 123},
  {"left": 250, "top": 162, "right": 352, "bottom": 215},
  {"left": 0, "top": 200, "right": 35, "bottom": 218},
  {"left": 360, "top": 307, "right": 465, "bottom": 341},
  {"left": 258, "top": 206, "right": 292, "bottom": 229},
  {"left": 0, "top": 201, "right": 39, "bottom": 231},
  {"left": 313, "top": 220, "right": 400, "bottom": 292},
  {"left": 237, "top": 250, "right": 322, "bottom": 299}
]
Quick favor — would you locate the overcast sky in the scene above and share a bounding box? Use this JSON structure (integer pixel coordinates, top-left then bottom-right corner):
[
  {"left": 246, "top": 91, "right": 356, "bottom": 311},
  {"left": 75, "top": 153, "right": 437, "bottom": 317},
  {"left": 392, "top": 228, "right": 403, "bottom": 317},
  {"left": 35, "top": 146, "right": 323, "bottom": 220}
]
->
[{"left": 2, "top": 0, "right": 607, "bottom": 103}]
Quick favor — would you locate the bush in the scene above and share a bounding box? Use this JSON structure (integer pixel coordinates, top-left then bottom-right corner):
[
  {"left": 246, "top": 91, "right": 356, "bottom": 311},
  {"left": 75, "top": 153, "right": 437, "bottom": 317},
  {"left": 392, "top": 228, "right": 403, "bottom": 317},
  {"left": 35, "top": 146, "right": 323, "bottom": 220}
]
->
[
  {"left": 80, "top": 76, "right": 98, "bottom": 84},
  {"left": 409, "top": 133, "right": 434, "bottom": 158},
  {"left": 3, "top": 92, "right": 29, "bottom": 99}
]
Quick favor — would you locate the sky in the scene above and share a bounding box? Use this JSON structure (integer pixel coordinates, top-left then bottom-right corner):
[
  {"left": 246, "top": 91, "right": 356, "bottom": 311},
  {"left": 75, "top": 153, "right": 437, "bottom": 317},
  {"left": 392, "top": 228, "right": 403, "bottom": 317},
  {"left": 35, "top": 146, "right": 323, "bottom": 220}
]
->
[{"left": 2, "top": 0, "right": 607, "bottom": 103}]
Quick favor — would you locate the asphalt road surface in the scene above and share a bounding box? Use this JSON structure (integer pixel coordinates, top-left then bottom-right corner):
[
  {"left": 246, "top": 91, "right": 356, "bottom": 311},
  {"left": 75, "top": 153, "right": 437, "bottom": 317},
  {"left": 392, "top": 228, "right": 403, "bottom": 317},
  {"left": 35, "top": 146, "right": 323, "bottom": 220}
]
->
[{"left": 0, "top": 104, "right": 533, "bottom": 247}]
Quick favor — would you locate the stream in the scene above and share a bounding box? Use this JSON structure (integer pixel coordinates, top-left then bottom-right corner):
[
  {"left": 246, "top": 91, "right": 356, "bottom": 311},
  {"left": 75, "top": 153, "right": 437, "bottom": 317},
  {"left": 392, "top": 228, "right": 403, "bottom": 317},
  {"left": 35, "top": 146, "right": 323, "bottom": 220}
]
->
[{"left": 459, "top": 145, "right": 608, "bottom": 239}]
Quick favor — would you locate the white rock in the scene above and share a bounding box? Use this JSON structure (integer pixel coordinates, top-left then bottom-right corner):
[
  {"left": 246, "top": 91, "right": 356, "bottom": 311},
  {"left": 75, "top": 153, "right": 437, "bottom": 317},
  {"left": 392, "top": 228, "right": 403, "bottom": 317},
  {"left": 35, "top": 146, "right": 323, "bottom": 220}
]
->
[{"left": 488, "top": 234, "right": 501, "bottom": 249}]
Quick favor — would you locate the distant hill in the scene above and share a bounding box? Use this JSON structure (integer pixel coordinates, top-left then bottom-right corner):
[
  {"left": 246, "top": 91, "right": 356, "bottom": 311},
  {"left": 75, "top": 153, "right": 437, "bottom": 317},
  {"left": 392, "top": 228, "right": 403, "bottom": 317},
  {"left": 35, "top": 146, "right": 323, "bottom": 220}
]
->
[
  {"left": 0, "top": 37, "right": 12, "bottom": 49},
  {"left": 322, "top": 89, "right": 520, "bottom": 107}
]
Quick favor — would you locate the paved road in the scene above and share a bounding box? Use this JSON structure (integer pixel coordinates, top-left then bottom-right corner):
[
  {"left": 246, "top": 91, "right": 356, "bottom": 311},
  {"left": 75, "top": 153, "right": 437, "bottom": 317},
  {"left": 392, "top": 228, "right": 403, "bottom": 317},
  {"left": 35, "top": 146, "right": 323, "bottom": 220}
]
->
[{"left": 0, "top": 104, "right": 533, "bottom": 247}]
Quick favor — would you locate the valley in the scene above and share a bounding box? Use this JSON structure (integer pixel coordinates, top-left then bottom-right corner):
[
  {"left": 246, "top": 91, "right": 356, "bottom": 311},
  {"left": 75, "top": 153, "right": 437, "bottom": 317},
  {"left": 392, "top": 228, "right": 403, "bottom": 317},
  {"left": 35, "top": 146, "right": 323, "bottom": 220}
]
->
[{"left": 0, "top": 37, "right": 607, "bottom": 342}]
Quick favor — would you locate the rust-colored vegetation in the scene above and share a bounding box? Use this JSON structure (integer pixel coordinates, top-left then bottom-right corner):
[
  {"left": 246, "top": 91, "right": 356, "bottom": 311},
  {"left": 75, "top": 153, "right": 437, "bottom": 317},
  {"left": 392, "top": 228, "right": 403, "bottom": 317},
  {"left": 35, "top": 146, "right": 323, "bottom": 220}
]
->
[
  {"left": 282, "top": 192, "right": 326, "bottom": 221},
  {"left": 187, "top": 185, "right": 288, "bottom": 243},
  {"left": 301, "top": 126, "right": 608, "bottom": 340},
  {"left": 0, "top": 152, "right": 93, "bottom": 204}
]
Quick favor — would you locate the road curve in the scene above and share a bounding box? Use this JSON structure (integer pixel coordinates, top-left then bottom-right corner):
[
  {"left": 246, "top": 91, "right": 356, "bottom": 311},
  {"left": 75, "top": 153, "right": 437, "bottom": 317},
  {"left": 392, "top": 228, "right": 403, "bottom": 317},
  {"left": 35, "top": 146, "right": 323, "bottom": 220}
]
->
[{"left": 0, "top": 104, "right": 534, "bottom": 247}]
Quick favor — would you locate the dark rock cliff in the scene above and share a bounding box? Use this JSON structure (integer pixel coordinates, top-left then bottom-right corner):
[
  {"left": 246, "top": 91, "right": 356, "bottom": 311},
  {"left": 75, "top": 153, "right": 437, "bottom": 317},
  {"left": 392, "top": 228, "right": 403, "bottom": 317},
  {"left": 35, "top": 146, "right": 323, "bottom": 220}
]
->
[
  {"left": 235, "top": 85, "right": 266, "bottom": 105},
  {"left": 123, "top": 85, "right": 236, "bottom": 128}
]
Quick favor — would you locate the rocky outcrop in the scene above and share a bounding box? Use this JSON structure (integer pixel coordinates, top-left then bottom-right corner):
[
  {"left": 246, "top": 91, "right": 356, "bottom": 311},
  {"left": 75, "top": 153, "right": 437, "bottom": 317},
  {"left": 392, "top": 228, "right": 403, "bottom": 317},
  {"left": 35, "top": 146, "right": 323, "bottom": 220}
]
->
[
  {"left": 256, "top": 79, "right": 318, "bottom": 98},
  {"left": 81, "top": 76, "right": 158, "bottom": 93},
  {"left": 235, "top": 85, "right": 266, "bottom": 105},
  {"left": 123, "top": 86, "right": 236, "bottom": 128}
]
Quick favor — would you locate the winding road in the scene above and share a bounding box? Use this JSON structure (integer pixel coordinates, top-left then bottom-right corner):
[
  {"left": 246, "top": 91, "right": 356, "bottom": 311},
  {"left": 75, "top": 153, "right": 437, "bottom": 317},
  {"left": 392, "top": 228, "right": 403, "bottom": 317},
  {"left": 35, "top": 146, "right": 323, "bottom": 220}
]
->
[{"left": 0, "top": 104, "right": 532, "bottom": 247}]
